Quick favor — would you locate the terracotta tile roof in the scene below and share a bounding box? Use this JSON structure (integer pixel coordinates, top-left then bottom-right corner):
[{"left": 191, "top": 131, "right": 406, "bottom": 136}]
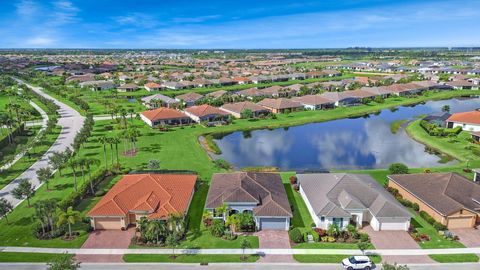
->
[
  {"left": 257, "top": 98, "right": 302, "bottom": 110},
  {"left": 220, "top": 101, "right": 269, "bottom": 114},
  {"left": 388, "top": 173, "right": 480, "bottom": 216},
  {"left": 175, "top": 92, "right": 204, "bottom": 102},
  {"left": 185, "top": 104, "right": 229, "bottom": 117},
  {"left": 141, "top": 108, "right": 189, "bottom": 121},
  {"left": 88, "top": 174, "right": 197, "bottom": 219},
  {"left": 144, "top": 82, "right": 161, "bottom": 88},
  {"left": 447, "top": 110, "right": 480, "bottom": 125},
  {"left": 206, "top": 172, "right": 292, "bottom": 217}
]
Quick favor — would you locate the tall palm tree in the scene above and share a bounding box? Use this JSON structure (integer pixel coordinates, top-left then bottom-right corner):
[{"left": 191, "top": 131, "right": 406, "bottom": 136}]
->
[
  {"left": 67, "top": 159, "right": 78, "bottom": 192},
  {"left": 111, "top": 136, "right": 121, "bottom": 167},
  {"left": 84, "top": 158, "right": 100, "bottom": 194},
  {"left": 98, "top": 136, "right": 108, "bottom": 169}
]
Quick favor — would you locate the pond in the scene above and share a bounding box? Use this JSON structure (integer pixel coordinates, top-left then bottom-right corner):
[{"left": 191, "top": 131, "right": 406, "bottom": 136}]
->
[{"left": 212, "top": 97, "right": 480, "bottom": 171}]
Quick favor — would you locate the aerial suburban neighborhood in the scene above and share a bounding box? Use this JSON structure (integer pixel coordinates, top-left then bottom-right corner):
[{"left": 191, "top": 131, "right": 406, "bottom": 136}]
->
[{"left": 0, "top": 1, "right": 480, "bottom": 270}]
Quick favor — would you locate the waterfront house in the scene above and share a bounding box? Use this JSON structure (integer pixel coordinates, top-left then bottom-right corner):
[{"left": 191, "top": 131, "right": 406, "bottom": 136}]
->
[
  {"left": 220, "top": 101, "right": 270, "bottom": 118},
  {"left": 291, "top": 95, "right": 335, "bottom": 110},
  {"left": 184, "top": 104, "right": 230, "bottom": 123},
  {"left": 257, "top": 98, "right": 303, "bottom": 113},
  {"left": 141, "top": 107, "right": 191, "bottom": 127},
  {"left": 446, "top": 110, "right": 480, "bottom": 132}
]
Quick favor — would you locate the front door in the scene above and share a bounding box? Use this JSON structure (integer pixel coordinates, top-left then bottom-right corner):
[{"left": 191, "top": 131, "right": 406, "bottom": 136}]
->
[{"left": 129, "top": 213, "right": 137, "bottom": 225}]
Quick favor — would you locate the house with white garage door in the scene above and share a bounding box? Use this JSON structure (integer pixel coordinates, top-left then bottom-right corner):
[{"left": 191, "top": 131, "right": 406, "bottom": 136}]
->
[
  {"left": 297, "top": 173, "right": 411, "bottom": 231},
  {"left": 205, "top": 172, "right": 292, "bottom": 230}
]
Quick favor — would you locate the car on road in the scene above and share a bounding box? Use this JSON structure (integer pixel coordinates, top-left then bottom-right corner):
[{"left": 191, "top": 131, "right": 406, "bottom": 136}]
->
[{"left": 341, "top": 256, "right": 373, "bottom": 270}]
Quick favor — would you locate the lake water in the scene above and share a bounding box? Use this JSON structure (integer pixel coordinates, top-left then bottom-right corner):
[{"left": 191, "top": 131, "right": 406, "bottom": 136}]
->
[{"left": 213, "top": 98, "right": 480, "bottom": 171}]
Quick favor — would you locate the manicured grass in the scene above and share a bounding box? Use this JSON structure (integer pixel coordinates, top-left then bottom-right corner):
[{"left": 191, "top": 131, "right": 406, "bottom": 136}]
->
[
  {"left": 0, "top": 126, "right": 41, "bottom": 166},
  {"left": 409, "top": 210, "right": 464, "bottom": 249},
  {"left": 294, "top": 254, "right": 381, "bottom": 263},
  {"left": 280, "top": 172, "right": 314, "bottom": 228},
  {"left": 0, "top": 91, "right": 41, "bottom": 120},
  {"left": 294, "top": 242, "right": 374, "bottom": 249},
  {"left": 0, "top": 125, "right": 62, "bottom": 189},
  {"left": 429, "top": 254, "right": 479, "bottom": 263},
  {"left": 123, "top": 254, "right": 259, "bottom": 263},
  {"left": 0, "top": 252, "right": 72, "bottom": 262}
]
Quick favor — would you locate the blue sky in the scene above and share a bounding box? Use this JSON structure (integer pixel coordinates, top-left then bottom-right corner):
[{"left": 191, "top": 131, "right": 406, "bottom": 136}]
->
[{"left": 0, "top": 0, "right": 479, "bottom": 48}]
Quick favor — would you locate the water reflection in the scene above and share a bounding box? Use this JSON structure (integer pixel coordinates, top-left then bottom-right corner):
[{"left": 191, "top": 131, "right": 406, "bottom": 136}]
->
[{"left": 213, "top": 98, "right": 480, "bottom": 171}]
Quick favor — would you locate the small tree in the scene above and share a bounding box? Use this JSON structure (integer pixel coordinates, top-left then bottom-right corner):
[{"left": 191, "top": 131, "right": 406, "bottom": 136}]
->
[
  {"left": 37, "top": 166, "right": 52, "bottom": 190},
  {"left": 12, "top": 179, "right": 35, "bottom": 207},
  {"left": 56, "top": 207, "right": 81, "bottom": 239},
  {"left": 166, "top": 232, "right": 180, "bottom": 259},
  {"left": 0, "top": 198, "right": 13, "bottom": 224},
  {"left": 240, "top": 237, "right": 251, "bottom": 260},
  {"left": 240, "top": 109, "right": 253, "bottom": 119},
  {"left": 441, "top": 105, "right": 450, "bottom": 113},
  {"left": 389, "top": 163, "right": 409, "bottom": 174},
  {"left": 382, "top": 262, "right": 409, "bottom": 270},
  {"left": 147, "top": 159, "right": 160, "bottom": 170},
  {"left": 357, "top": 241, "right": 369, "bottom": 255},
  {"left": 47, "top": 253, "right": 80, "bottom": 270}
]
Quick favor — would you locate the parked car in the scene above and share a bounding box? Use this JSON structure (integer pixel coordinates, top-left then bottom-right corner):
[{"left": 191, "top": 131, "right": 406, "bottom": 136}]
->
[{"left": 341, "top": 256, "right": 373, "bottom": 270}]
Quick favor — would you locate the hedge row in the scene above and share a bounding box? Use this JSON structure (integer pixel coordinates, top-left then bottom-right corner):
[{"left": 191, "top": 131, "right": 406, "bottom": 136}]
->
[{"left": 420, "top": 120, "right": 462, "bottom": 137}]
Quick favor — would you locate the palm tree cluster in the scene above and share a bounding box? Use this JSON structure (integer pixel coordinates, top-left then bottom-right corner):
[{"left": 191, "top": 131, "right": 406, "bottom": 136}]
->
[
  {"left": 136, "top": 213, "right": 187, "bottom": 246},
  {"left": 72, "top": 114, "right": 94, "bottom": 151},
  {"left": 32, "top": 198, "right": 82, "bottom": 240}
]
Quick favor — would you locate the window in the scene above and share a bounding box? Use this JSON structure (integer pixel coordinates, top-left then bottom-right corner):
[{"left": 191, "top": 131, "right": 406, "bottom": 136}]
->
[
  {"left": 320, "top": 216, "right": 325, "bottom": 222},
  {"left": 333, "top": 218, "right": 343, "bottom": 227}
]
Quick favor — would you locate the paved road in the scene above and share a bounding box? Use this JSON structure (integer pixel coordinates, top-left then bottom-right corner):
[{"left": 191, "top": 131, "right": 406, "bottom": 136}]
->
[
  {"left": 0, "top": 101, "right": 49, "bottom": 171},
  {"left": 0, "top": 262, "right": 478, "bottom": 270},
  {"left": 0, "top": 78, "right": 85, "bottom": 207}
]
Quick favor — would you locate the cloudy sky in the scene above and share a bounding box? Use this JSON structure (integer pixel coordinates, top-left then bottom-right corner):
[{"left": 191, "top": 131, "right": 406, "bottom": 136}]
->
[{"left": 0, "top": 0, "right": 479, "bottom": 48}]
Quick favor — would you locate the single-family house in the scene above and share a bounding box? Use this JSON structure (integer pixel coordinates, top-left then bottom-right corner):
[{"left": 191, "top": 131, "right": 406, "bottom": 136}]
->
[
  {"left": 446, "top": 80, "right": 477, "bottom": 90},
  {"left": 388, "top": 173, "right": 480, "bottom": 229},
  {"left": 144, "top": 82, "right": 162, "bottom": 91},
  {"left": 320, "top": 92, "right": 360, "bottom": 107},
  {"left": 79, "top": 80, "right": 116, "bottom": 91},
  {"left": 471, "top": 131, "right": 480, "bottom": 143},
  {"left": 141, "top": 93, "right": 179, "bottom": 109},
  {"left": 87, "top": 173, "right": 197, "bottom": 230},
  {"left": 291, "top": 95, "right": 335, "bottom": 110},
  {"left": 141, "top": 107, "right": 191, "bottom": 127},
  {"left": 298, "top": 173, "right": 411, "bottom": 231},
  {"left": 446, "top": 110, "right": 480, "bottom": 132},
  {"left": 220, "top": 101, "right": 270, "bottom": 118},
  {"left": 175, "top": 92, "right": 204, "bottom": 107},
  {"left": 422, "top": 112, "right": 451, "bottom": 127},
  {"left": 117, "top": 83, "right": 138, "bottom": 92},
  {"left": 205, "top": 172, "right": 292, "bottom": 230},
  {"left": 184, "top": 104, "right": 230, "bottom": 123},
  {"left": 206, "top": 90, "right": 228, "bottom": 99},
  {"left": 257, "top": 98, "right": 303, "bottom": 114}
]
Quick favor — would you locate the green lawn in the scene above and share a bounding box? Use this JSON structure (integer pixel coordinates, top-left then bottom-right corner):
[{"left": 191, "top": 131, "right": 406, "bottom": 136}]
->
[
  {"left": 123, "top": 254, "right": 259, "bottom": 263},
  {"left": 280, "top": 172, "right": 314, "bottom": 228},
  {"left": 0, "top": 91, "right": 41, "bottom": 120},
  {"left": 0, "top": 125, "right": 62, "bottom": 189},
  {"left": 429, "top": 254, "right": 479, "bottom": 263},
  {"left": 294, "top": 242, "right": 375, "bottom": 249},
  {"left": 294, "top": 254, "right": 381, "bottom": 263},
  {"left": 0, "top": 252, "right": 73, "bottom": 263}
]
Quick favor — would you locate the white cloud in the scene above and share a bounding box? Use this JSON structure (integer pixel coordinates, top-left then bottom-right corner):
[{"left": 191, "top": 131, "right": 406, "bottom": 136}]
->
[
  {"left": 26, "top": 37, "right": 55, "bottom": 46},
  {"left": 15, "top": 0, "right": 38, "bottom": 17}
]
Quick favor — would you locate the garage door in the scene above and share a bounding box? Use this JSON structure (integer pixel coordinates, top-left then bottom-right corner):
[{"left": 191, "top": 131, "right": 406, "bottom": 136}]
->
[
  {"left": 380, "top": 222, "right": 408, "bottom": 231},
  {"left": 95, "top": 217, "right": 121, "bottom": 230},
  {"left": 259, "top": 218, "right": 286, "bottom": 230},
  {"left": 448, "top": 217, "right": 474, "bottom": 229}
]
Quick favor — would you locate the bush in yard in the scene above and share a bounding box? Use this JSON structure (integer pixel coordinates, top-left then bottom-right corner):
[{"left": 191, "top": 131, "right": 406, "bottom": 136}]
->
[
  {"left": 359, "top": 232, "right": 370, "bottom": 243},
  {"left": 412, "top": 203, "right": 420, "bottom": 211},
  {"left": 209, "top": 219, "right": 225, "bottom": 237},
  {"left": 419, "top": 211, "right": 435, "bottom": 225},
  {"left": 289, "top": 228, "right": 304, "bottom": 243},
  {"left": 398, "top": 198, "right": 412, "bottom": 208},
  {"left": 433, "top": 222, "right": 447, "bottom": 232},
  {"left": 311, "top": 230, "right": 320, "bottom": 242},
  {"left": 289, "top": 176, "right": 297, "bottom": 185},
  {"left": 389, "top": 163, "right": 409, "bottom": 174},
  {"left": 382, "top": 262, "right": 410, "bottom": 270},
  {"left": 314, "top": 228, "right": 327, "bottom": 237}
]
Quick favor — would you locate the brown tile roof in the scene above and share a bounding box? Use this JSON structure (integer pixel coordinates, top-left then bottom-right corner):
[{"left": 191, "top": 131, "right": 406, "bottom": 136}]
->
[
  {"left": 447, "top": 110, "right": 480, "bottom": 125},
  {"left": 388, "top": 173, "right": 480, "bottom": 216},
  {"left": 206, "top": 172, "right": 292, "bottom": 217},
  {"left": 141, "top": 107, "right": 189, "bottom": 121},
  {"left": 257, "top": 98, "right": 302, "bottom": 110},
  {"left": 220, "top": 101, "right": 269, "bottom": 114},
  {"left": 88, "top": 174, "right": 197, "bottom": 219},
  {"left": 144, "top": 82, "right": 161, "bottom": 88},
  {"left": 184, "top": 104, "right": 229, "bottom": 117},
  {"left": 175, "top": 92, "right": 204, "bottom": 102},
  {"left": 292, "top": 95, "right": 334, "bottom": 106}
]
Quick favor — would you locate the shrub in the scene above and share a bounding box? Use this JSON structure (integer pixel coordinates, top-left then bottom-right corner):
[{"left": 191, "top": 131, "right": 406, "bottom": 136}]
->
[
  {"left": 433, "top": 222, "right": 448, "bottom": 232},
  {"left": 289, "top": 228, "right": 304, "bottom": 243},
  {"left": 389, "top": 163, "right": 409, "bottom": 174},
  {"left": 419, "top": 211, "right": 436, "bottom": 225},
  {"left": 311, "top": 230, "right": 320, "bottom": 242},
  {"left": 213, "top": 159, "right": 232, "bottom": 170},
  {"left": 359, "top": 233, "right": 370, "bottom": 242},
  {"left": 209, "top": 219, "right": 225, "bottom": 237},
  {"left": 412, "top": 203, "right": 420, "bottom": 211},
  {"left": 289, "top": 176, "right": 297, "bottom": 185},
  {"left": 398, "top": 198, "right": 413, "bottom": 208},
  {"left": 94, "top": 190, "right": 106, "bottom": 197},
  {"left": 314, "top": 228, "right": 327, "bottom": 237}
]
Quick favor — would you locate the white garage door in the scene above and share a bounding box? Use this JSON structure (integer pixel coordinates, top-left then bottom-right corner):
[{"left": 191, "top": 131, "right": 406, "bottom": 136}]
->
[
  {"left": 95, "top": 217, "right": 121, "bottom": 230},
  {"left": 380, "top": 222, "right": 408, "bottom": 231},
  {"left": 259, "top": 218, "right": 286, "bottom": 230}
]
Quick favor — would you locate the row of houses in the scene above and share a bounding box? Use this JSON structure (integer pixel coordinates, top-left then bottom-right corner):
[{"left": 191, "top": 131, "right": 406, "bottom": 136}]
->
[{"left": 87, "top": 170, "right": 480, "bottom": 231}]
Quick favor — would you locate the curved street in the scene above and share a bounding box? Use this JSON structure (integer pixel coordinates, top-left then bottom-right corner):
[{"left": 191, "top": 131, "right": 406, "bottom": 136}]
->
[{"left": 0, "top": 78, "right": 85, "bottom": 207}]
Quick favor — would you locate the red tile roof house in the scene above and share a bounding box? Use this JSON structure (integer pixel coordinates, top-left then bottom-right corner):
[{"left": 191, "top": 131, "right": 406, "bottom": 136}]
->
[
  {"left": 141, "top": 107, "right": 192, "bottom": 127},
  {"left": 446, "top": 110, "right": 480, "bottom": 132},
  {"left": 144, "top": 82, "right": 162, "bottom": 91},
  {"left": 257, "top": 98, "right": 303, "bottom": 114},
  {"left": 220, "top": 101, "right": 270, "bottom": 118},
  {"left": 232, "top": 76, "right": 251, "bottom": 85},
  {"left": 205, "top": 172, "right": 292, "bottom": 230},
  {"left": 174, "top": 92, "right": 204, "bottom": 107},
  {"left": 184, "top": 104, "right": 230, "bottom": 124},
  {"left": 87, "top": 173, "right": 197, "bottom": 230}
]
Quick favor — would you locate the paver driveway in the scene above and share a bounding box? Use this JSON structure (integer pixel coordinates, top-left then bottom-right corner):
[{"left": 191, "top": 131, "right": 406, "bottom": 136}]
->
[
  {"left": 451, "top": 228, "right": 480, "bottom": 248},
  {"left": 256, "top": 230, "right": 295, "bottom": 263},
  {"left": 76, "top": 228, "right": 135, "bottom": 263},
  {"left": 362, "top": 225, "right": 434, "bottom": 264}
]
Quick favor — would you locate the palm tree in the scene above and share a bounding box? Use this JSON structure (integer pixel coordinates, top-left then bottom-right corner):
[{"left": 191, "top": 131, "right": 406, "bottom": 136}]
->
[
  {"left": 67, "top": 159, "right": 78, "bottom": 192},
  {"left": 84, "top": 158, "right": 100, "bottom": 194},
  {"left": 98, "top": 136, "right": 108, "bottom": 169},
  {"left": 111, "top": 137, "right": 121, "bottom": 168},
  {"left": 107, "top": 137, "right": 115, "bottom": 168},
  {"left": 56, "top": 207, "right": 81, "bottom": 239},
  {"left": 36, "top": 166, "right": 53, "bottom": 190},
  {"left": 145, "top": 220, "right": 166, "bottom": 244}
]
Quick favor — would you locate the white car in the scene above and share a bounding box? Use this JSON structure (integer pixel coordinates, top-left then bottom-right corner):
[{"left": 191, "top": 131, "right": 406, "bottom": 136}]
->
[{"left": 341, "top": 256, "right": 373, "bottom": 270}]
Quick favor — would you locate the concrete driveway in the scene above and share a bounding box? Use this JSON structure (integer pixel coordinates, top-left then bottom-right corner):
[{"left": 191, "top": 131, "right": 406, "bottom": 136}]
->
[
  {"left": 255, "top": 230, "right": 295, "bottom": 263},
  {"left": 76, "top": 228, "right": 135, "bottom": 263},
  {"left": 362, "top": 225, "right": 434, "bottom": 264},
  {"left": 451, "top": 228, "right": 480, "bottom": 247}
]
